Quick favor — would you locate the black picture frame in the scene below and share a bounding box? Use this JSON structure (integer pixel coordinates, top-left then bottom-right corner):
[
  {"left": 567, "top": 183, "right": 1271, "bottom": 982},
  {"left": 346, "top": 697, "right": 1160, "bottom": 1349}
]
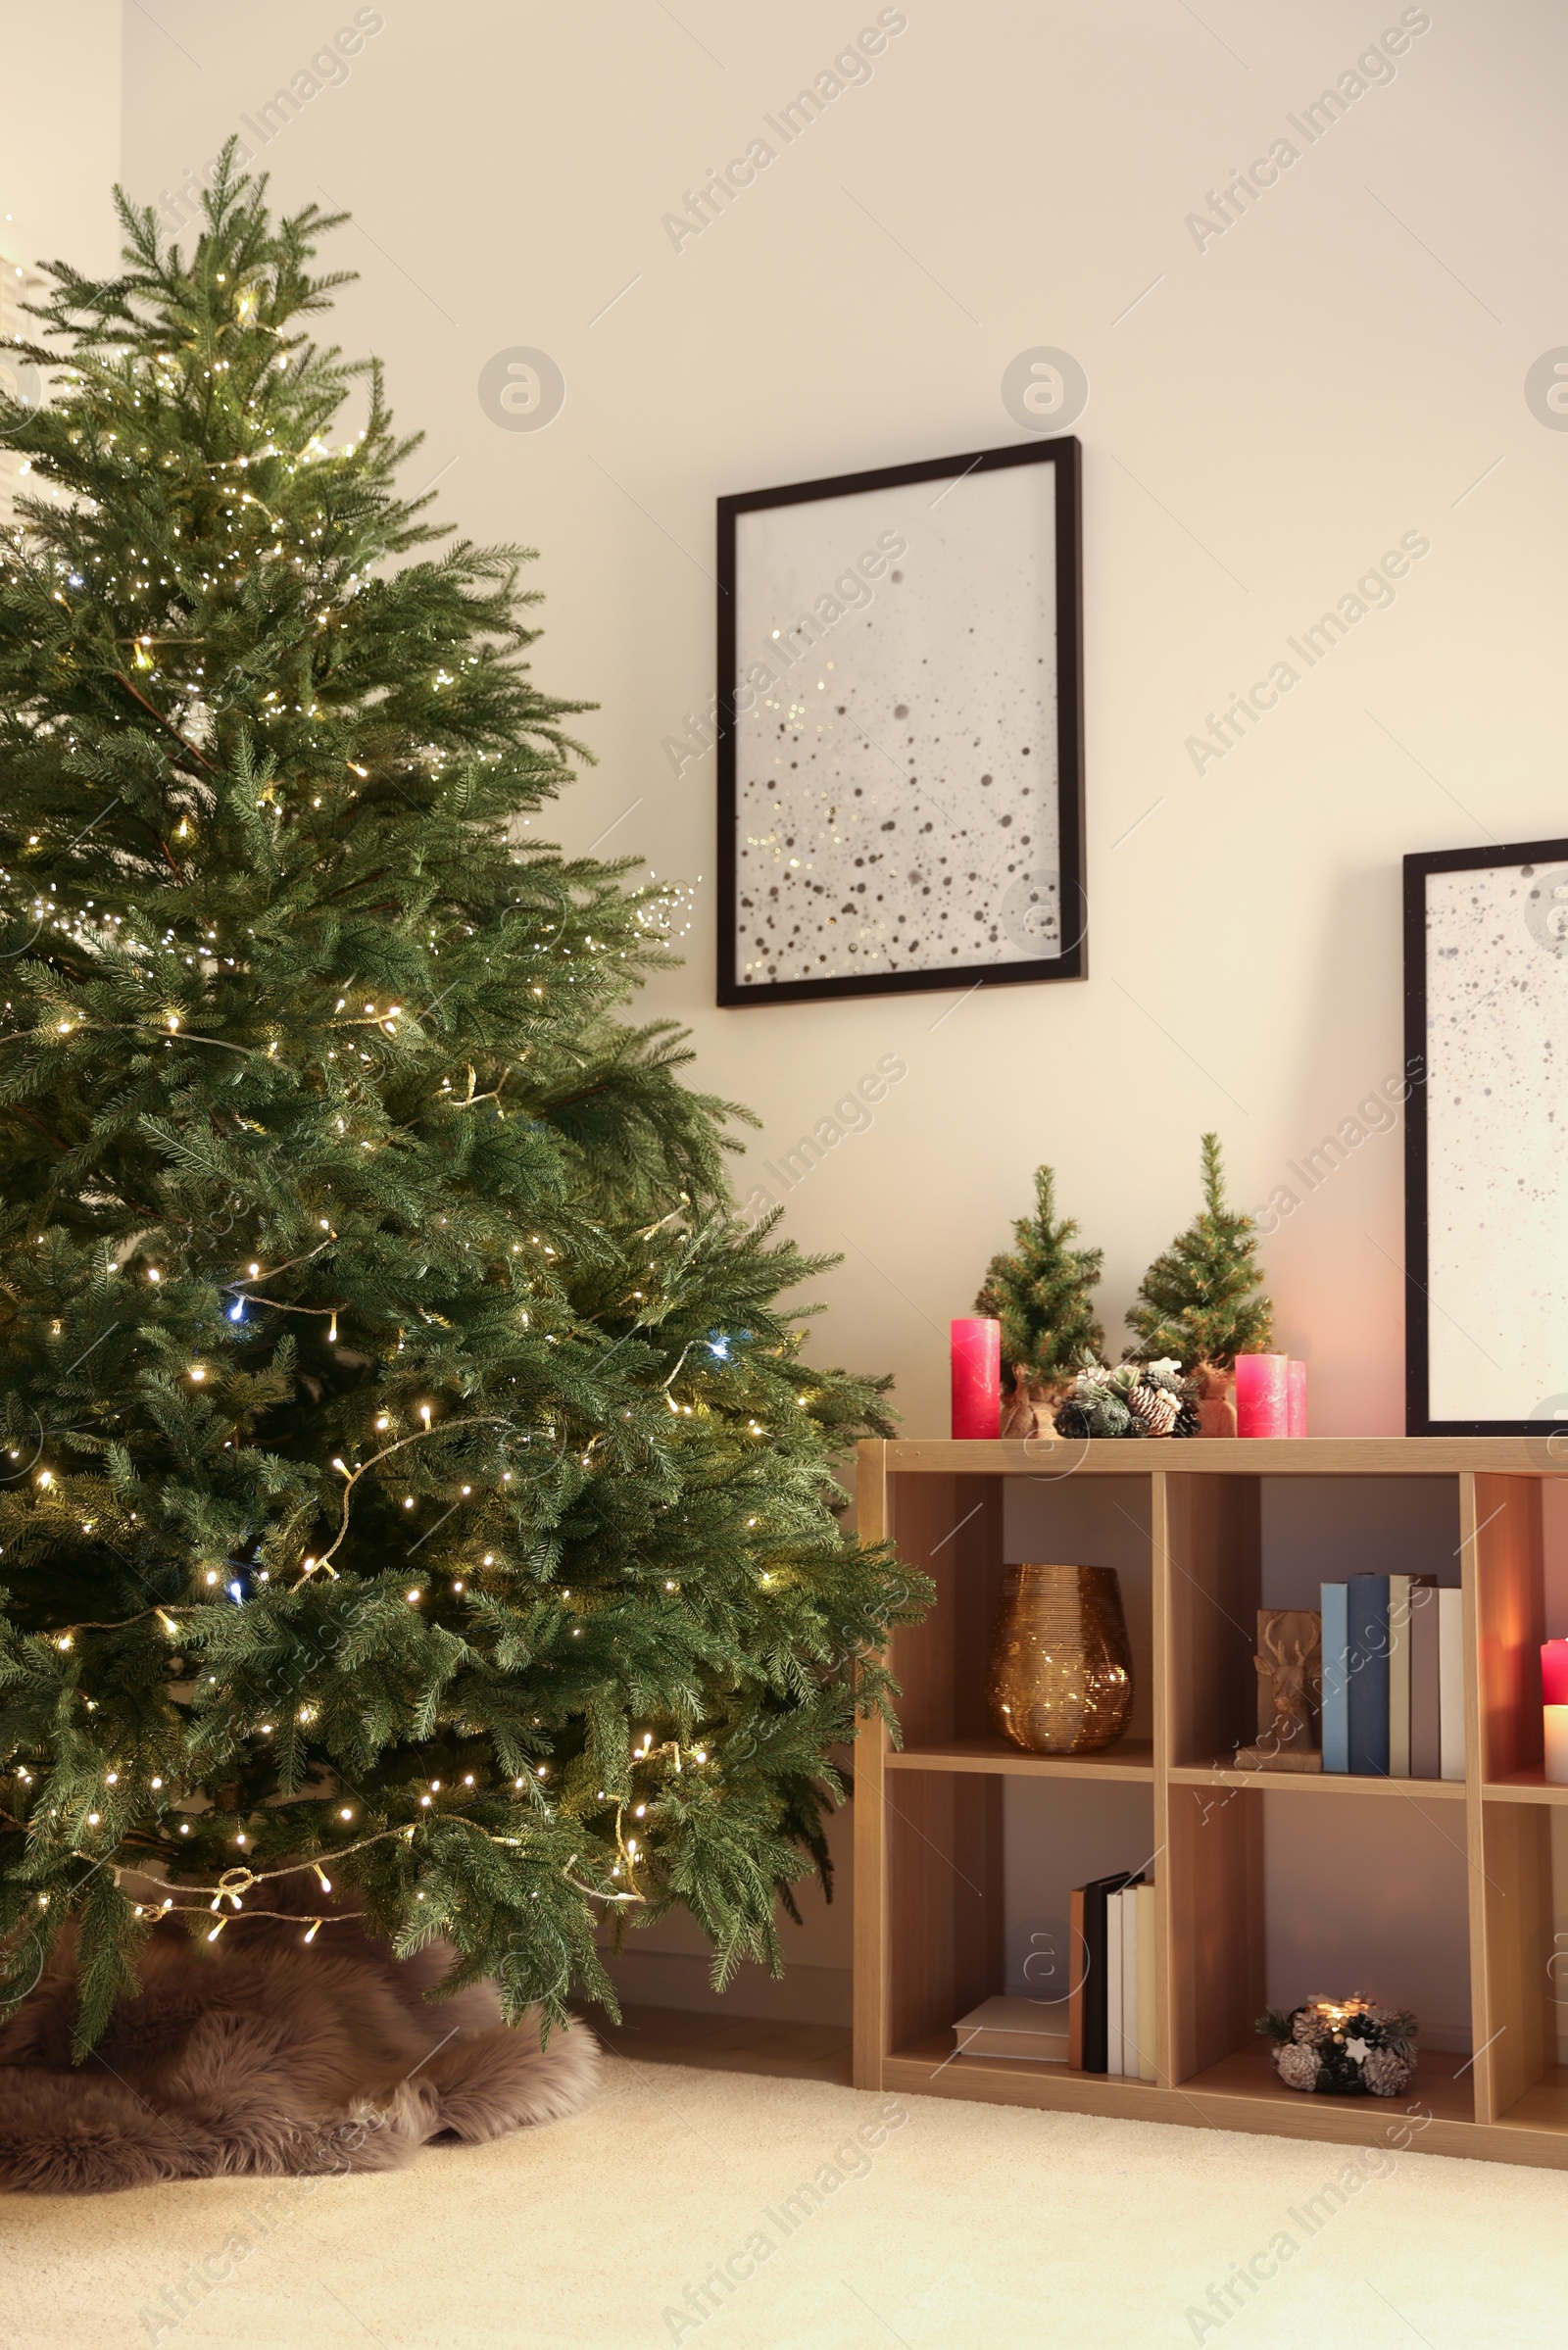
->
[
  {"left": 715, "top": 437, "right": 1085, "bottom": 1007},
  {"left": 1403, "top": 834, "right": 1568, "bottom": 1435}
]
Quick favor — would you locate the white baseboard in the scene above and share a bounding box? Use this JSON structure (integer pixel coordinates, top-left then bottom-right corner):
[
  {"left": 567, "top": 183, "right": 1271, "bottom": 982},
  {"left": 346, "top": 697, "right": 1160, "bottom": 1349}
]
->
[{"left": 596, "top": 1948, "right": 852, "bottom": 2027}]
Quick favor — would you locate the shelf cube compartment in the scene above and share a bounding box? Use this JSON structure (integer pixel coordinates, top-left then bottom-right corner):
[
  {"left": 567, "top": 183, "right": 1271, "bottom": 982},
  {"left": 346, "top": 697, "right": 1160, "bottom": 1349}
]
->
[
  {"left": 1478, "top": 1795, "right": 1568, "bottom": 2130},
  {"left": 876, "top": 1465, "right": 1154, "bottom": 1768},
  {"left": 1162, "top": 1474, "right": 1463, "bottom": 1776},
  {"left": 880, "top": 1765, "right": 1156, "bottom": 2081},
  {"left": 1164, "top": 1779, "right": 1478, "bottom": 2123}
]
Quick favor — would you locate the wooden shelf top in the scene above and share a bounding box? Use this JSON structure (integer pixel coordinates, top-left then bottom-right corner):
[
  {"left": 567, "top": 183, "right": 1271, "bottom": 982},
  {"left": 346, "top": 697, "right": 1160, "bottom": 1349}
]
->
[
  {"left": 1168, "top": 1764, "right": 1466, "bottom": 1801},
  {"left": 887, "top": 1737, "right": 1154, "bottom": 1783},
  {"left": 883, "top": 2036, "right": 1489, "bottom": 2144},
  {"left": 1180, "top": 2041, "right": 1476, "bottom": 2127},
  {"left": 1483, "top": 1771, "right": 1568, "bottom": 1806},
  {"left": 864, "top": 1435, "right": 1565, "bottom": 1476},
  {"left": 1499, "top": 2065, "right": 1568, "bottom": 2133}
]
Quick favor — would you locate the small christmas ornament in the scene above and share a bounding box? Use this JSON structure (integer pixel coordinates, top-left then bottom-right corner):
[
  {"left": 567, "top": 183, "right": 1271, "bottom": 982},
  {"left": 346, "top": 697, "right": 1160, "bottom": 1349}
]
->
[{"left": 1257, "top": 1996, "right": 1416, "bottom": 2097}]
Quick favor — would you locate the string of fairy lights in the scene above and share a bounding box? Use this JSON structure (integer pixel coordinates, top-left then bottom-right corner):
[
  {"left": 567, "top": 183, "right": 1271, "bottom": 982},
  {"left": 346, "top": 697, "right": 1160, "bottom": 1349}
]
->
[
  {"left": 1, "top": 1178, "right": 785, "bottom": 1955},
  {"left": 4, "top": 1727, "right": 724, "bottom": 1944}
]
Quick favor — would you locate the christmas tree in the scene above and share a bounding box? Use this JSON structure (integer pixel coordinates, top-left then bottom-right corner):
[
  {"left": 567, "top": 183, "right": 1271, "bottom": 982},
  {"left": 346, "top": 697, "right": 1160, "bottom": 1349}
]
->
[
  {"left": 1124, "top": 1133, "right": 1273, "bottom": 1369},
  {"left": 0, "top": 157, "right": 925, "bottom": 2054},
  {"left": 973, "top": 1164, "right": 1103, "bottom": 1391}
]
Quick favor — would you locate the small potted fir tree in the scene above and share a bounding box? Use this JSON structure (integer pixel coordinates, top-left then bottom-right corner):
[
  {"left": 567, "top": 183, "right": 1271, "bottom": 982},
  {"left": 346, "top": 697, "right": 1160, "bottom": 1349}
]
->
[
  {"left": 974, "top": 1166, "right": 1103, "bottom": 1438},
  {"left": 1124, "top": 1134, "right": 1273, "bottom": 1435}
]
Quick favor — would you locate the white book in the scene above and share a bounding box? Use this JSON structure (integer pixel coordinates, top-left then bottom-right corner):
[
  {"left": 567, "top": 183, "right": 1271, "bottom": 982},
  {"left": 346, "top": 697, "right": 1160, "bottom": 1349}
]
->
[
  {"left": 1137, "top": 1881, "right": 1156, "bottom": 2083},
  {"left": 1389, "top": 1574, "right": 1411, "bottom": 1778},
  {"left": 1121, "top": 1889, "right": 1141, "bottom": 2079},
  {"left": 1439, "top": 1588, "right": 1466, "bottom": 1782},
  {"left": 1105, "top": 1887, "right": 1124, "bottom": 2076}
]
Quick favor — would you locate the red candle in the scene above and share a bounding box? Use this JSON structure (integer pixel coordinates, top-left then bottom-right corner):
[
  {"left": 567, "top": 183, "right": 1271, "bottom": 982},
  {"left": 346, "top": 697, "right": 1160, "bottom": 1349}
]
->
[
  {"left": 1288, "top": 1359, "right": 1307, "bottom": 1438},
  {"left": 1235, "top": 1352, "right": 1289, "bottom": 1438},
  {"left": 1542, "top": 1640, "right": 1568, "bottom": 1707},
  {"left": 951, "top": 1317, "right": 1002, "bottom": 1439}
]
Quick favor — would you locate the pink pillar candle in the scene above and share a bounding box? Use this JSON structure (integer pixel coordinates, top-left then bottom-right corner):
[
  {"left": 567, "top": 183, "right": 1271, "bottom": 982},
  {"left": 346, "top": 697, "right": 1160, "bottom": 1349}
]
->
[
  {"left": 1544, "top": 1642, "right": 1568, "bottom": 1786},
  {"left": 951, "top": 1317, "right": 1002, "bottom": 1439},
  {"left": 1235, "top": 1352, "right": 1290, "bottom": 1439},
  {"left": 1288, "top": 1359, "right": 1307, "bottom": 1438}
]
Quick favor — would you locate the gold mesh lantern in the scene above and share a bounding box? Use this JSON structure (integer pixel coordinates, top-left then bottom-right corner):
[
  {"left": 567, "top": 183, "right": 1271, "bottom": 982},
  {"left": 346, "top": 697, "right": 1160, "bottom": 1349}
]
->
[{"left": 987, "top": 1563, "right": 1134, "bottom": 1755}]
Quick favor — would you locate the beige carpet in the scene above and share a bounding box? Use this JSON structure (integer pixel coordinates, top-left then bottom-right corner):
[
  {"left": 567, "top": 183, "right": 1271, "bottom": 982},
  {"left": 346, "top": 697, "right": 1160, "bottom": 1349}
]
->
[{"left": 3, "top": 2029, "right": 1565, "bottom": 2350}]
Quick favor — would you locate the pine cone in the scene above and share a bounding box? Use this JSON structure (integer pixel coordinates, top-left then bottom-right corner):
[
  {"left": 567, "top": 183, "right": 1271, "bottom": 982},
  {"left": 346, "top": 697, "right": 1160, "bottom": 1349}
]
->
[
  {"left": 1054, "top": 1399, "right": 1092, "bottom": 1439},
  {"left": 1128, "top": 1383, "right": 1179, "bottom": 1437},
  {"left": 1292, "top": 2008, "right": 1329, "bottom": 2047},
  {"left": 1358, "top": 2047, "right": 1412, "bottom": 2098},
  {"left": 1274, "top": 2041, "right": 1321, "bottom": 2091},
  {"left": 1172, "top": 1401, "right": 1200, "bottom": 1439}
]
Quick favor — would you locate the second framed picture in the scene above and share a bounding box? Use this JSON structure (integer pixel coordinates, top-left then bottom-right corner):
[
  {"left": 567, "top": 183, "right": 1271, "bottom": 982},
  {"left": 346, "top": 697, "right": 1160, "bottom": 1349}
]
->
[
  {"left": 1404, "top": 836, "right": 1568, "bottom": 1435},
  {"left": 715, "top": 437, "right": 1085, "bottom": 1007}
]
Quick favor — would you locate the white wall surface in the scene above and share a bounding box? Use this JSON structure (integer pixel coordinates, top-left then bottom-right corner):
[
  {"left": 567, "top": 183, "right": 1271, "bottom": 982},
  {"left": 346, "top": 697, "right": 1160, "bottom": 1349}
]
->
[
  {"left": 91, "top": 0, "right": 1568, "bottom": 2011},
  {"left": 0, "top": 2, "right": 122, "bottom": 274},
  {"left": 112, "top": 0, "right": 1568, "bottom": 1448}
]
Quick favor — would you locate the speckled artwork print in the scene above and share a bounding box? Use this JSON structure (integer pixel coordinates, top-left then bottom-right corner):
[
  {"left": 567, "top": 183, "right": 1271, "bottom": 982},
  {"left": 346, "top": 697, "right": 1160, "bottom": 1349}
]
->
[
  {"left": 1425, "top": 859, "right": 1568, "bottom": 1421},
  {"left": 731, "top": 464, "right": 1059, "bottom": 988}
]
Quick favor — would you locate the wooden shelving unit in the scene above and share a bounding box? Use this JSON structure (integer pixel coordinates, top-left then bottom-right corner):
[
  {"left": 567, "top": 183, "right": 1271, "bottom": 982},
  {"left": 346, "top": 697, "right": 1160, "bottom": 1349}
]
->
[{"left": 853, "top": 1437, "right": 1568, "bottom": 2170}]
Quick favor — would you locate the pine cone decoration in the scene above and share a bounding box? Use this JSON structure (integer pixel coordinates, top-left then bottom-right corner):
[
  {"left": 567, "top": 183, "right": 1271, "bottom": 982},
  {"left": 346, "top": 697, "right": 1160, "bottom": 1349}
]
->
[
  {"left": 1274, "top": 2041, "right": 1321, "bottom": 2091},
  {"left": 1054, "top": 1399, "right": 1092, "bottom": 1440},
  {"left": 1260, "top": 1997, "right": 1418, "bottom": 2094},
  {"left": 1128, "top": 1383, "right": 1179, "bottom": 1437},
  {"left": 1172, "top": 1400, "right": 1200, "bottom": 1439},
  {"left": 1358, "top": 2047, "right": 1411, "bottom": 2098}
]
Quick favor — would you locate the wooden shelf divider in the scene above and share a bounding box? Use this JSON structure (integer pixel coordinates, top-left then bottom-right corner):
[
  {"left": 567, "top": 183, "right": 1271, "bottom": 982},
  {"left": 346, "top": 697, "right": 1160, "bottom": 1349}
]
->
[{"left": 853, "top": 1437, "right": 1568, "bottom": 2170}]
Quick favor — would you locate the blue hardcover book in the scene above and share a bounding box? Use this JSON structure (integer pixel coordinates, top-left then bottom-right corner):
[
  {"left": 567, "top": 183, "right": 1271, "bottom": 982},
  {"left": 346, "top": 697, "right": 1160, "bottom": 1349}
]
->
[
  {"left": 1320, "top": 1583, "right": 1349, "bottom": 1773},
  {"left": 1347, "top": 1573, "right": 1391, "bottom": 1778}
]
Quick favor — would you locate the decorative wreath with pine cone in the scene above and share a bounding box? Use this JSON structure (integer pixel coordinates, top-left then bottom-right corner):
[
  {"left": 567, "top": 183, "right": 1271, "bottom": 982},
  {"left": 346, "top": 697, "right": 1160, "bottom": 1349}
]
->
[
  {"left": 1257, "top": 1997, "right": 1417, "bottom": 2097},
  {"left": 1052, "top": 1358, "right": 1200, "bottom": 1441}
]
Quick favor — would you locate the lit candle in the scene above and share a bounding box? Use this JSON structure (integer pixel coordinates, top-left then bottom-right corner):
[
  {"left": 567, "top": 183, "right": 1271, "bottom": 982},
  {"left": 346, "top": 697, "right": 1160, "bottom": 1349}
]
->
[
  {"left": 1288, "top": 1359, "right": 1307, "bottom": 1438},
  {"left": 1235, "top": 1352, "right": 1290, "bottom": 1438},
  {"left": 951, "top": 1317, "right": 1002, "bottom": 1440},
  {"left": 1543, "top": 1640, "right": 1568, "bottom": 1784}
]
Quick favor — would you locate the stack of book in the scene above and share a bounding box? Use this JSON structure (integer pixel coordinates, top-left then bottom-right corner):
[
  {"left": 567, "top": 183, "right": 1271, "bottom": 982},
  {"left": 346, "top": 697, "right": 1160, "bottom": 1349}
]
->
[
  {"left": 949, "top": 1873, "right": 1157, "bottom": 2076},
  {"left": 1320, "top": 1574, "right": 1464, "bottom": 1779},
  {"left": 1069, "top": 1871, "right": 1154, "bottom": 2078},
  {"left": 950, "top": 1995, "right": 1067, "bottom": 2063}
]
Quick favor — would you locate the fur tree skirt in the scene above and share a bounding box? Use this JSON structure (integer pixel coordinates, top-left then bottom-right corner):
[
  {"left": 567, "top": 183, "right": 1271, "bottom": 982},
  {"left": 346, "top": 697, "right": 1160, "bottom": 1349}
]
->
[{"left": 0, "top": 1892, "right": 600, "bottom": 2196}]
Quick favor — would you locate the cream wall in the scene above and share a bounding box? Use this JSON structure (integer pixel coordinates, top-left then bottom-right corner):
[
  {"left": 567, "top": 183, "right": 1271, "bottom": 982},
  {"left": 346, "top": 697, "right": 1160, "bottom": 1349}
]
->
[
  {"left": 113, "top": 0, "right": 1568, "bottom": 1444},
  {"left": 99, "top": 0, "right": 1568, "bottom": 2014},
  {"left": 0, "top": 2, "right": 121, "bottom": 273}
]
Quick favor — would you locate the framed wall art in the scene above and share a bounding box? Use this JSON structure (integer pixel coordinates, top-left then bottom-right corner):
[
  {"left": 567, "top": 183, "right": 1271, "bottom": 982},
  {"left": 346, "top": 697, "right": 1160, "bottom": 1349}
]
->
[
  {"left": 1404, "top": 836, "right": 1568, "bottom": 1435},
  {"left": 715, "top": 437, "right": 1085, "bottom": 1006}
]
